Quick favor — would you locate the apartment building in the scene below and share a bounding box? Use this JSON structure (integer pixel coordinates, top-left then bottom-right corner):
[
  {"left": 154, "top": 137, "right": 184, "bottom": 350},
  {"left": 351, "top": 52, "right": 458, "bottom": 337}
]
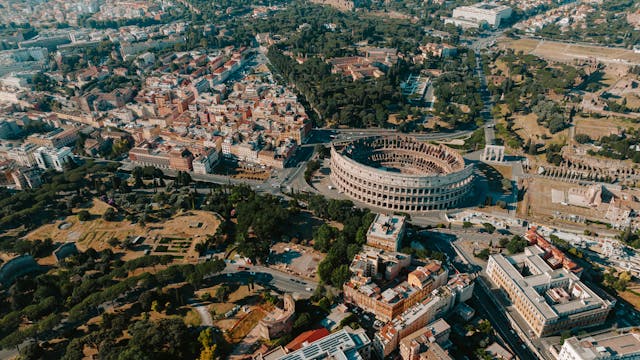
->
[
  {"left": 11, "top": 167, "right": 42, "bottom": 190},
  {"left": 486, "top": 246, "right": 614, "bottom": 337},
  {"left": 26, "top": 128, "right": 79, "bottom": 149},
  {"left": 524, "top": 227, "right": 583, "bottom": 276},
  {"left": 192, "top": 148, "right": 219, "bottom": 175},
  {"left": 399, "top": 319, "right": 452, "bottom": 360},
  {"left": 366, "top": 213, "right": 406, "bottom": 252},
  {"left": 558, "top": 331, "right": 640, "bottom": 360},
  {"left": 344, "top": 250, "right": 448, "bottom": 322},
  {"left": 34, "top": 146, "right": 73, "bottom": 172},
  {"left": 374, "top": 287, "right": 455, "bottom": 357},
  {"left": 129, "top": 145, "right": 171, "bottom": 169},
  {"left": 6, "top": 143, "right": 38, "bottom": 167}
]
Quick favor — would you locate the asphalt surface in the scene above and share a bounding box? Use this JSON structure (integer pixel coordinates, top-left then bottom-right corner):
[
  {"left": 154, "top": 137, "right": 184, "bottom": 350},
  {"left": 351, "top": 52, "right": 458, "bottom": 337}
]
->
[
  {"left": 472, "top": 280, "right": 538, "bottom": 360},
  {"left": 217, "top": 263, "right": 317, "bottom": 297}
]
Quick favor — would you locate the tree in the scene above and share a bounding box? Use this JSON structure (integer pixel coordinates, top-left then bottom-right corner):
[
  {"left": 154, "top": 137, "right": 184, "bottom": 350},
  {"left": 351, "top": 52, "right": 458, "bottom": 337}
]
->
[
  {"left": 575, "top": 134, "right": 592, "bottom": 144},
  {"left": 151, "top": 300, "right": 160, "bottom": 313},
  {"left": 482, "top": 223, "right": 496, "bottom": 234},
  {"left": 215, "top": 285, "right": 230, "bottom": 302},
  {"left": 477, "top": 319, "right": 492, "bottom": 334},
  {"left": 507, "top": 235, "right": 528, "bottom": 254},
  {"left": 198, "top": 328, "right": 217, "bottom": 360},
  {"left": 77, "top": 210, "right": 91, "bottom": 221},
  {"left": 293, "top": 312, "right": 311, "bottom": 331},
  {"left": 318, "top": 297, "right": 331, "bottom": 312},
  {"left": 108, "top": 237, "right": 120, "bottom": 248},
  {"left": 331, "top": 265, "right": 350, "bottom": 287},
  {"left": 313, "top": 224, "right": 337, "bottom": 252},
  {"left": 475, "top": 248, "right": 490, "bottom": 260},
  {"left": 317, "top": 260, "right": 334, "bottom": 284},
  {"left": 103, "top": 207, "right": 116, "bottom": 221},
  {"left": 462, "top": 221, "right": 473, "bottom": 229}
]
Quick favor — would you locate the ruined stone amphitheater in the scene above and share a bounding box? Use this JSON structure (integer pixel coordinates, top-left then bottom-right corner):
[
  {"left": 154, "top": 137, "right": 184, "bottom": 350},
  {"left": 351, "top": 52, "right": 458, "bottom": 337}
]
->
[{"left": 329, "top": 136, "right": 474, "bottom": 212}]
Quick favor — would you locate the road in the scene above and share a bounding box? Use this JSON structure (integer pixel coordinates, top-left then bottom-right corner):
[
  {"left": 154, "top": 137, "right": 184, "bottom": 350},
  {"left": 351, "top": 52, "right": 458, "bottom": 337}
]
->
[
  {"left": 472, "top": 280, "right": 538, "bottom": 360},
  {"left": 419, "top": 228, "right": 539, "bottom": 360},
  {"left": 217, "top": 263, "right": 317, "bottom": 296},
  {"left": 473, "top": 52, "right": 496, "bottom": 145},
  {"left": 191, "top": 301, "right": 214, "bottom": 326}
]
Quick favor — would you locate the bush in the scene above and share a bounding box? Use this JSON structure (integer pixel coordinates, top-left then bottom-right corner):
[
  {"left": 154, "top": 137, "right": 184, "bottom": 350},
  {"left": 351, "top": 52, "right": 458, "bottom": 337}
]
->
[
  {"left": 77, "top": 210, "right": 91, "bottom": 221},
  {"left": 103, "top": 207, "right": 116, "bottom": 221},
  {"left": 575, "top": 134, "right": 592, "bottom": 144},
  {"left": 482, "top": 223, "right": 496, "bottom": 234},
  {"left": 475, "top": 248, "right": 490, "bottom": 260},
  {"left": 507, "top": 235, "right": 528, "bottom": 254}
]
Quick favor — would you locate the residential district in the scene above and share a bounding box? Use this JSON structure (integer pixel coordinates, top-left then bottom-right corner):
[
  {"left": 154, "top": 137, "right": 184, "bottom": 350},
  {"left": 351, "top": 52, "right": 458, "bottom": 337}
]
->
[{"left": 2, "top": 0, "right": 640, "bottom": 359}]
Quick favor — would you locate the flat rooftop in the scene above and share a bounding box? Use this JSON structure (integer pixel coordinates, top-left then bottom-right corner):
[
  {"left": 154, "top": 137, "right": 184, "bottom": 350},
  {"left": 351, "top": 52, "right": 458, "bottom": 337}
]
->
[
  {"left": 565, "top": 332, "right": 640, "bottom": 359},
  {"left": 367, "top": 213, "right": 406, "bottom": 240},
  {"left": 490, "top": 246, "right": 611, "bottom": 321},
  {"left": 278, "top": 327, "right": 369, "bottom": 360}
]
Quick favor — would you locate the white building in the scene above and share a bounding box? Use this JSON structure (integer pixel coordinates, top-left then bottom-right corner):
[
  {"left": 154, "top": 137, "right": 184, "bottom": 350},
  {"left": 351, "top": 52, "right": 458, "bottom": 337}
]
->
[
  {"left": 7, "top": 143, "right": 39, "bottom": 167},
  {"left": 558, "top": 332, "right": 640, "bottom": 360},
  {"left": 486, "top": 246, "right": 614, "bottom": 337},
  {"left": 277, "top": 326, "right": 371, "bottom": 360},
  {"left": 11, "top": 167, "right": 42, "bottom": 190},
  {"left": 34, "top": 146, "right": 73, "bottom": 171},
  {"left": 192, "top": 148, "right": 220, "bottom": 174},
  {"left": 366, "top": 213, "right": 406, "bottom": 252},
  {"left": 445, "top": 2, "right": 512, "bottom": 28}
]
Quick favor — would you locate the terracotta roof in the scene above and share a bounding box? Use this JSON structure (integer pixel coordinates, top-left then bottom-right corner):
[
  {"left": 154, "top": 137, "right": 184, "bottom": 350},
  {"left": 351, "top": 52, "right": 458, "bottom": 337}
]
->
[{"left": 285, "top": 328, "right": 330, "bottom": 351}]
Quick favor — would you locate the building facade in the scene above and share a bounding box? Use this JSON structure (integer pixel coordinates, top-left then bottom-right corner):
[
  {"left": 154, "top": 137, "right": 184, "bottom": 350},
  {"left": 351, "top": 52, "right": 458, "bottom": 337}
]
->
[
  {"left": 34, "top": 146, "right": 73, "bottom": 171},
  {"left": 399, "top": 319, "right": 452, "bottom": 360},
  {"left": 486, "top": 246, "right": 614, "bottom": 337},
  {"left": 446, "top": 2, "right": 513, "bottom": 28},
  {"left": 366, "top": 213, "right": 406, "bottom": 252},
  {"left": 277, "top": 326, "right": 371, "bottom": 360},
  {"left": 374, "top": 287, "right": 455, "bottom": 357},
  {"left": 344, "top": 254, "right": 448, "bottom": 322},
  {"left": 558, "top": 331, "right": 640, "bottom": 360},
  {"left": 257, "top": 294, "right": 295, "bottom": 341},
  {"left": 330, "top": 136, "right": 474, "bottom": 212}
]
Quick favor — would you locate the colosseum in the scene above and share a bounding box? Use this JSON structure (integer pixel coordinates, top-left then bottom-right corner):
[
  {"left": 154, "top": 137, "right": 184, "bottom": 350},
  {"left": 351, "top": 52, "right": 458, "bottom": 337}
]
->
[{"left": 329, "top": 136, "right": 474, "bottom": 212}]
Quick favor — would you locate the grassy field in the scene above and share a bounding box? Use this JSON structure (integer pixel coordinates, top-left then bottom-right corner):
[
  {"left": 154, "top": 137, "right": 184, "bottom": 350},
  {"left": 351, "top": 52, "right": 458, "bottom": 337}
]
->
[
  {"left": 24, "top": 199, "right": 221, "bottom": 262},
  {"left": 499, "top": 38, "right": 640, "bottom": 65},
  {"left": 573, "top": 116, "right": 628, "bottom": 139},
  {"left": 184, "top": 309, "right": 202, "bottom": 327},
  {"left": 226, "top": 309, "right": 266, "bottom": 343}
]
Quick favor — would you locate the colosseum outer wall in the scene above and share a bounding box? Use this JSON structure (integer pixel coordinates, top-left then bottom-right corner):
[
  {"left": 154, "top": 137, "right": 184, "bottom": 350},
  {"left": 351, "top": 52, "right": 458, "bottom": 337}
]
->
[{"left": 329, "top": 137, "right": 474, "bottom": 212}]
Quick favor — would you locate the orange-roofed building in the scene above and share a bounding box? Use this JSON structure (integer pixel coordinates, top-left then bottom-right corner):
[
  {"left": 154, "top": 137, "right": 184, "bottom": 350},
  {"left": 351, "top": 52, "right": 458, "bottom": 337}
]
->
[
  {"left": 525, "top": 227, "right": 583, "bottom": 277},
  {"left": 285, "top": 328, "right": 330, "bottom": 352}
]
